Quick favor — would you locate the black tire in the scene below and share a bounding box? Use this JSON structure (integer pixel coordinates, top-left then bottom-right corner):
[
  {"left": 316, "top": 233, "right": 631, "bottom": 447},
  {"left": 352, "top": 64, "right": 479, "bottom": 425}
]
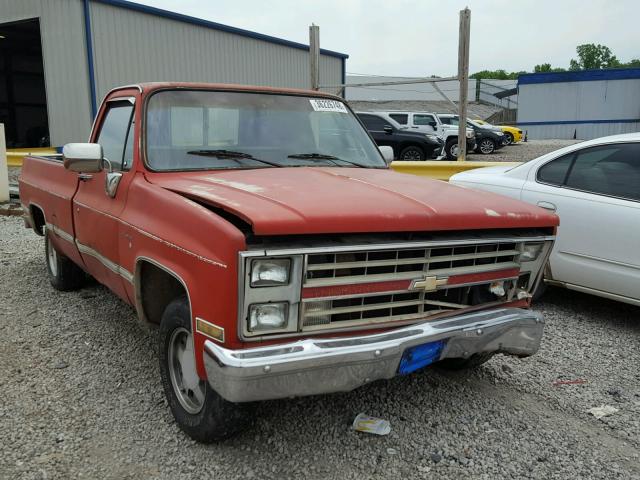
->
[
  {"left": 504, "top": 132, "right": 514, "bottom": 145},
  {"left": 45, "top": 228, "right": 85, "bottom": 291},
  {"left": 159, "top": 296, "right": 253, "bottom": 442},
  {"left": 476, "top": 138, "right": 496, "bottom": 155},
  {"left": 445, "top": 139, "right": 459, "bottom": 160},
  {"left": 399, "top": 145, "right": 425, "bottom": 161},
  {"left": 437, "top": 352, "right": 495, "bottom": 370}
]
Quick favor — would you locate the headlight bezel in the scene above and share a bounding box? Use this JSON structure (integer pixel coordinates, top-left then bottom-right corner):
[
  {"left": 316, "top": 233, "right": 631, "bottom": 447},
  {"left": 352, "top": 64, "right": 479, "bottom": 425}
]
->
[{"left": 239, "top": 253, "right": 303, "bottom": 338}]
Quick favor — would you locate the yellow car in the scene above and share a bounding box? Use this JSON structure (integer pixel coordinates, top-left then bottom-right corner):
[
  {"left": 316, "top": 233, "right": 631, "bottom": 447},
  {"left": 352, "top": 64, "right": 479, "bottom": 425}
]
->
[{"left": 473, "top": 119, "right": 523, "bottom": 145}]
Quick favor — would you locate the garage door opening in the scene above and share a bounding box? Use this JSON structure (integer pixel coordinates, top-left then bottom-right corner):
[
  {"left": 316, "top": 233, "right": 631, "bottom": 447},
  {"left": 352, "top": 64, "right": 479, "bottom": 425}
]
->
[{"left": 0, "top": 18, "right": 50, "bottom": 148}]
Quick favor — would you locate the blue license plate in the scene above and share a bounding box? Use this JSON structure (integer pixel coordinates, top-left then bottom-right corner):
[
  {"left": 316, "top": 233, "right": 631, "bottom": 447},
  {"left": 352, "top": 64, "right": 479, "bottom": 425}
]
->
[{"left": 398, "top": 340, "right": 446, "bottom": 375}]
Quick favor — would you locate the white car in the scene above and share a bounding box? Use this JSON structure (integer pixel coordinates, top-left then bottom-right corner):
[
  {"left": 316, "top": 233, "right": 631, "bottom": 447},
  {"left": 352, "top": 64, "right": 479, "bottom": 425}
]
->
[{"left": 450, "top": 133, "right": 640, "bottom": 306}]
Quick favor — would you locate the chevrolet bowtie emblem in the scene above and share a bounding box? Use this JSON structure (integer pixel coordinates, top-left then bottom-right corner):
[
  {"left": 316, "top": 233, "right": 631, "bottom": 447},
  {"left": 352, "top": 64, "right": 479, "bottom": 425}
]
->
[{"left": 410, "top": 276, "right": 448, "bottom": 292}]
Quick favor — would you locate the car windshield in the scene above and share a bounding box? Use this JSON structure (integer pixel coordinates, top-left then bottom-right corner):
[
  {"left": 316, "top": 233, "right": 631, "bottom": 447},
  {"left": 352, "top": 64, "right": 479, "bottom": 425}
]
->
[{"left": 146, "top": 90, "right": 386, "bottom": 171}]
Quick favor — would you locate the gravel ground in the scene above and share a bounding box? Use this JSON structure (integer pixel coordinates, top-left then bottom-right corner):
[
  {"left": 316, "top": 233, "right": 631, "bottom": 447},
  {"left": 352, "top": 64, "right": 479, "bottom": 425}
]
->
[
  {"left": 1, "top": 213, "right": 639, "bottom": 480},
  {"left": 469, "top": 138, "right": 582, "bottom": 163}
]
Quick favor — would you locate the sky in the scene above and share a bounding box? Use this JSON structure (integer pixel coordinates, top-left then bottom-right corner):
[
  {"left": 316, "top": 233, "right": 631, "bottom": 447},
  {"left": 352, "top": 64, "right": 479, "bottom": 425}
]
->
[{"left": 135, "top": 0, "right": 639, "bottom": 77}]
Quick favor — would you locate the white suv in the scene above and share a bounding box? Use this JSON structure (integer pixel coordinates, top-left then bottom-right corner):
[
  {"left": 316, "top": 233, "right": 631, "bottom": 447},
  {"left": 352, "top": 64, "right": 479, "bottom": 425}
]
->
[{"left": 377, "top": 111, "right": 476, "bottom": 160}]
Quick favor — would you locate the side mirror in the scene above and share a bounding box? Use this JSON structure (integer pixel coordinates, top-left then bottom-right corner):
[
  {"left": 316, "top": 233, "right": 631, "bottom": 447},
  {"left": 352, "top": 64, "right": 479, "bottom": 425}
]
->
[
  {"left": 63, "top": 143, "right": 103, "bottom": 173},
  {"left": 383, "top": 125, "right": 393, "bottom": 134},
  {"left": 428, "top": 121, "right": 437, "bottom": 128},
  {"left": 378, "top": 145, "right": 394, "bottom": 164}
]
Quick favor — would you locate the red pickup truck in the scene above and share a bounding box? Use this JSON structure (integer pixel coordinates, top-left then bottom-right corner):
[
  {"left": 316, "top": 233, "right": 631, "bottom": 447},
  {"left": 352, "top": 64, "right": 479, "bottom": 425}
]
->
[{"left": 19, "top": 82, "right": 558, "bottom": 442}]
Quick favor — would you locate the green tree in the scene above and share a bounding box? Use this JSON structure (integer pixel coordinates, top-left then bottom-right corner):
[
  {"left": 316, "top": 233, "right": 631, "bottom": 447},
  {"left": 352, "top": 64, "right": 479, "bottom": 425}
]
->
[
  {"left": 534, "top": 63, "right": 565, "bottom": 73},
  {"left": 569, "top": 44, "right": 621, "bottom": 70}
]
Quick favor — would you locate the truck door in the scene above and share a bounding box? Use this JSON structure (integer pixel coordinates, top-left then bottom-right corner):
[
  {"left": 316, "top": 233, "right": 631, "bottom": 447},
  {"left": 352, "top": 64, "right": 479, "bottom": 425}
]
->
[{"left": 72, "top": 95, "right": 138, "bottom": 302}]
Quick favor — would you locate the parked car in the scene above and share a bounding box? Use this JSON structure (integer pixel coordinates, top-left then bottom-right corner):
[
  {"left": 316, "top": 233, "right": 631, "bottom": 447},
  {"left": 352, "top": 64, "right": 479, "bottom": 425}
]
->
[
  {"left": 376, "top": 111, "right": 476, "bottom": 160},
  {"left": 19, "top": 82, "right": 558, "bottom": 442},
  {"left": 450, "top": 133, "right": 640, "bottom": 306},
  {"left": 356, "top": 112, "right": 444, "bottom": 160},
  {"left": 437, "top": 114, "right": 505, "bottom": 155},
  {"left": 473, "top": 119, "right": 523, "bottom": 145}
]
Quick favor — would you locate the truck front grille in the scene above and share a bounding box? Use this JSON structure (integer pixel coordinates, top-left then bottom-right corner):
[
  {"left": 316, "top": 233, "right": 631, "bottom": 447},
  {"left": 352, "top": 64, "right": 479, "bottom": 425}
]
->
[{"left": 301, "top": 241, "right": 523, "bottom": 331}]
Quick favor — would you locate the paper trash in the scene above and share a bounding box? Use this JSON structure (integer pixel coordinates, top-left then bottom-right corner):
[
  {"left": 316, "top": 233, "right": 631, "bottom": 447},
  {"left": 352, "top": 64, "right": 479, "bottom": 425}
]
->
[
  {"left": 352, "top": 413, "right": 391, "bottom": 435},
  {"left": 587, "top": 405, "right": 618, "bottom": 419}
]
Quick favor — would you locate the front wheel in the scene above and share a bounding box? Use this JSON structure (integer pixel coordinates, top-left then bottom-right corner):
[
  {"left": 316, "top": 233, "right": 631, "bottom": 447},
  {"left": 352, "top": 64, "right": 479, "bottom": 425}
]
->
[
  {"left": 45, "top": 228, "right": 85, "bottom": 291},
  {"left": 445, "top": 139, "right": 459, "bottom": 160},
  {"left": 477, "top": 138, "right": 496, "bottom": 155},
  {"left": 159, "top": 296, "right": 253, "bottom": 442},
  {"left": 399, "top": 145, "right": 425, "bottom": 161},
  {"left": 504, "top": 132, "right": 514, "bottom": 145}
]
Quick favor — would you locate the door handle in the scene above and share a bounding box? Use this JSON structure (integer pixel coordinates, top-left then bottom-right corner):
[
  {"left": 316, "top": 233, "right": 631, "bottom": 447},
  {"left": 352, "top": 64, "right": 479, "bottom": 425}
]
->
[
  {"left": 537, "top": 201, "right": 556, "bottom": 212},
  {"left": 78, "top": 173, "right": 93, "bottom": 181}
]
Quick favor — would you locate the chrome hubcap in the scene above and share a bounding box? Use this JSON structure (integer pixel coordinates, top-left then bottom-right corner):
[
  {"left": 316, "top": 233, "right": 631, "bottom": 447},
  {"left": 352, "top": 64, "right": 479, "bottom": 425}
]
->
[
  {"left": 168, "top": 327, "right": 205, "bottom": 414},
  {"left": 450, "top": 144, "right": 460, "bottom": 158},
  {"left": 47, "top": 236, "right": 58, "bottom": 277},
  {"left": 480, "top": 140, "right": 494, "bottom": 154}
]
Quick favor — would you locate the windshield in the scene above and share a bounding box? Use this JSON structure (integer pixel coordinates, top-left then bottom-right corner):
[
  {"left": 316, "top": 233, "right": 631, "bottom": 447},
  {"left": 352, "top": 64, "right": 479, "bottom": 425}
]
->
[{"left": 146, "top": 90, "right": 386, "bottom": 171}]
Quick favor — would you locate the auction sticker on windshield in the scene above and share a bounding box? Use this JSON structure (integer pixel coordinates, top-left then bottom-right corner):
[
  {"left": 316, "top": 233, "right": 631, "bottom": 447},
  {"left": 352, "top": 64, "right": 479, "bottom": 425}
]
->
[{"left": 309, "top": 99, "right": 348, "bottom": 113}]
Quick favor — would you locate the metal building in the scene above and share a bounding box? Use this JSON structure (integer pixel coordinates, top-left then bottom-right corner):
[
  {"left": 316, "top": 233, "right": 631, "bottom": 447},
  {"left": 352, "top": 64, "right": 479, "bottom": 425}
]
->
[
  {"left": 0, "top": 0, "right": 348, "bottom": 148},
  {"left": 517, "top": 69, "right": 640, "bottom": 140}
]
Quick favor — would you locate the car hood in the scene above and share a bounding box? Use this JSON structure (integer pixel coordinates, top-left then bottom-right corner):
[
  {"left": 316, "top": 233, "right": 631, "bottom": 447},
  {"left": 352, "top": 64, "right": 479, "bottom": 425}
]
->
[{"left": 146, "top": 167, "right": 557, "bottom": 235}]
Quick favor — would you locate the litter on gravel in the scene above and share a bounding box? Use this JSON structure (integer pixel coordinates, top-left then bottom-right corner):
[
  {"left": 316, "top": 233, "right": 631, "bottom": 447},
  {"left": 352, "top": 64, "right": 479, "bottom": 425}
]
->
[
  {"left": 352, "top": 413, "right": 391, "bottom": 435},
  {"left": 587, "top": 405, "right": 619, "bottom": 419}
]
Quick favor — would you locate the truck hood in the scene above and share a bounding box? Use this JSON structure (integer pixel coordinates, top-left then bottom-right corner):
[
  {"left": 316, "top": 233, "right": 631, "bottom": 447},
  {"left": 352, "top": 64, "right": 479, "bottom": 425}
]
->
[{"left": 146, "top": 168, "right": 558, "bottom": 235}]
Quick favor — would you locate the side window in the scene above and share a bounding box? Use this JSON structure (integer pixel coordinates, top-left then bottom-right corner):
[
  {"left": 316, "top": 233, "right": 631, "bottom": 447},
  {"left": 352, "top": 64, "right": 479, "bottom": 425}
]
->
[
  {"left": 439, "top": 117, "right": 451, "bottom": 125},
  {"left": 96, "top": 101, "right": 134, "bottom": 171},
  {"left": 358, "top": 114, "right": 388, "bottom": 131},
  {"left": 414, "top": 114, "right": 435, "bottom": 126},
  {"left": 389, "top": 114, "right": 408, "bottom": 125},
  {"left": 565, "top": 144, "right": 640, "bottom": 200},
  {"left": 537, "top": 153, "right": 574, "bottom": 186}
]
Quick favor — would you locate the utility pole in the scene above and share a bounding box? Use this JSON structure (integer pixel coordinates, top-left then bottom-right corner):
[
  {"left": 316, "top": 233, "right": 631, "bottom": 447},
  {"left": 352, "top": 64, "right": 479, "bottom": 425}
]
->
[
  {"left": 457, "top": 8, "right": 471, "bottom": 162},
  {"left": 309, "top": 24, "right": 320, "bottom": 90}
]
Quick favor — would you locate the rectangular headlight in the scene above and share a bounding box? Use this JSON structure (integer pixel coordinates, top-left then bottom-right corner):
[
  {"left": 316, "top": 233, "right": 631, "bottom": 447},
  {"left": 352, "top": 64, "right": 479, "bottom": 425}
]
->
[
  {"left": 250, "top": 258, "right": 291, "bottom": 287},
  {"left": 248, "top": 302, "right": 289, "bottom": 331},
  {"left": 521, "top": 243, "right": 544, "bottom": 262}
]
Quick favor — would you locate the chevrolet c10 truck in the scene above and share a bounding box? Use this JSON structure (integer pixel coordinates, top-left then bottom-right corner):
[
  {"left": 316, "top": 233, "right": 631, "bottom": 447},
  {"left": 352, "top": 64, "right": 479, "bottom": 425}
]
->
[{"left": 19, "top": 82, "right": 558, "bottom": 442}]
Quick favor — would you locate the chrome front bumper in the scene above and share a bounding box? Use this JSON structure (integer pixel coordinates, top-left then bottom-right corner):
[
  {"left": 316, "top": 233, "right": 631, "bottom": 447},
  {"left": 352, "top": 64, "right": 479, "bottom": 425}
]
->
[{"left": 203, "top": 308, "right": 544, "bottom": 403}]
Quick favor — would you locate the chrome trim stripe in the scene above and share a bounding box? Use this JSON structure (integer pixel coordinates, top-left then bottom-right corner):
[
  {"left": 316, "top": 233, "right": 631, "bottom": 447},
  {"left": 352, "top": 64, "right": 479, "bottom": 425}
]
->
[
  {"left": 263, "top": 236, "right": 555, "bottom": 256},
  {"left": 45, "top": 221, "right": 134, "bottom": 283},
  {"left": 74, "top": 200, "right": 227, "bottom": 269},
  {"left": 46, "top": 223, "right": 75, "bottom": 244},
  {"left": 75, "top": 240, "right": 134, "bottom": 283}
]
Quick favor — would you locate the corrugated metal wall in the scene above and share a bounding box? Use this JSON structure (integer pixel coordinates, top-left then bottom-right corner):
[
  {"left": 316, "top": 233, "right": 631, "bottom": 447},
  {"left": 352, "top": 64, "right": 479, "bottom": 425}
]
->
[
  {"left": 0, "top": 0, "right": 94, "bottom": 146},
  {"left": 1, "top": 0, "right": 344, "bottom": 146},
  {"left": 517, "top": 78, "right": 640, "bottom": 140},
  {"left": 346, "top": 76, "right": 476, "bottom": 102},
  {"left": 88, "top": 2, "right": 343, "bottom": 104}
]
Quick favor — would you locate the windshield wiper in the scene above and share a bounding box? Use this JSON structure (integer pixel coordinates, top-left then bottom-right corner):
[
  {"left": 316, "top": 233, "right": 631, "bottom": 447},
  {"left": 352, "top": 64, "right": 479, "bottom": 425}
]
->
[
  {"left": 186, "top": 149, "right": 282, "bottom": 168},
  {"left": 287, "top": 153, "right": 366, "bottom": 168}
]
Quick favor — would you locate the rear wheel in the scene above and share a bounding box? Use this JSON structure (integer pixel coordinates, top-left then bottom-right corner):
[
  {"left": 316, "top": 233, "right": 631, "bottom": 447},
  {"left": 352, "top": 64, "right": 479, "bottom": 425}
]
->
[
  {"left": 399, "top": 145, "right": 425, "bottom": 161},
  {"left": 445, "top": 139, "right": 459, "bottom": 160},
  {"left": 504, "top": 132, "right": 514, "bottom": 145},
  {"left": 159, "top": 296, "right": 253, "bottom": 442},
  {"left": 437, "top": 352, "right": 495, "bottom": 370},
  {"left": 477, "top": 138, "right": 496, "bottom": 155},
  {"left": 45, "top": 229, "right": 85, "bottom": 291}
]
